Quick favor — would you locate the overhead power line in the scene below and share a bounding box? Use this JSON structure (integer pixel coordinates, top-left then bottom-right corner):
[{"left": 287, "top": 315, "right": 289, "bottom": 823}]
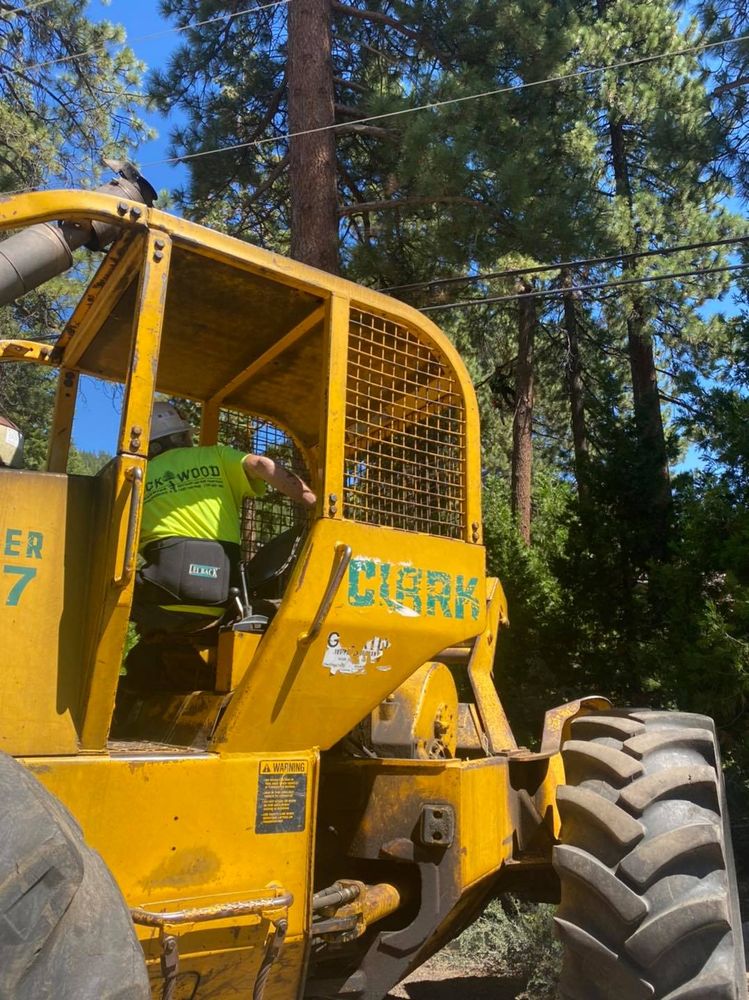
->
[
  {"left": 419, "top": 261, "right": 749, "bottom": 313},
  {"left": 140, "top": 31, "right": 749, "bottom": 167},
  {"left": 18, "top": 0, "right": 291, "bottom": 73},
  {"left": 380, "top": 234, "right": 749, "bottom": 294}
]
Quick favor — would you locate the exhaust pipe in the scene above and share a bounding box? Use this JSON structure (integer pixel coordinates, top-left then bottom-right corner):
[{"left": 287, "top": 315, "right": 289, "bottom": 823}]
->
[{"left": 0, "top": 160, "right": 157, "bottom": 308}]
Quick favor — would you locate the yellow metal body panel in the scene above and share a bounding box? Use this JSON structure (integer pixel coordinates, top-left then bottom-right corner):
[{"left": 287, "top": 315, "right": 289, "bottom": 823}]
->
[
  {"left": 468, "top": 577, "right": 517, "bottom": 752},
  {"left": 0, "top": 338, "right": 54, "bottom": 364},
  {"left": 26, "top": 750, "right": 318, "bottom": 999},
  {"left": 0, "top": 470, "right": 94, "bottom": 754},
  {"left": 320, "top": 756, "right": 517, "bottom": 891},
  {"left": 215, "top": 630, "right": 262, "bottom": 693},
  {"left": 0, "top": 459, "right": 148, "bottom": 754},
  {"left": 214, "top": 518, "right": 486, "bottom": 753},
  {"left": 61, "top": 232, "right": 145, "bottom": 370}
]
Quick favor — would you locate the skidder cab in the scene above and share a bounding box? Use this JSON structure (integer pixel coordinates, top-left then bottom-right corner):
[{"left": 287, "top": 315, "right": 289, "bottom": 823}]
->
[{"left": 0, "top": 177, "right": 745, "bottom": 1000}]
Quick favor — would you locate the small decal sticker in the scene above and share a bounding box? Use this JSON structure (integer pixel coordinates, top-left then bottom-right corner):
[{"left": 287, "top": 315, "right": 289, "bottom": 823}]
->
[
  {"left": 322, "top": 632, "right": 392, "bottom": 675},
  {"left": 188, "top": 563, "right": 220, "bottom": 578},
  {"left": 256, "top": 759, "right": 308, "bottom": 834}
]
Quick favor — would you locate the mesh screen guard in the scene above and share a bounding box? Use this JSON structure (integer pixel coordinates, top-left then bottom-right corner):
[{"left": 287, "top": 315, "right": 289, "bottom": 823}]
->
[
  {"left": 343, "top": 309, "right": 466, "bottom": 538},
  {"left": 218, "top": 410, "right": 310, "bottom": 562}
]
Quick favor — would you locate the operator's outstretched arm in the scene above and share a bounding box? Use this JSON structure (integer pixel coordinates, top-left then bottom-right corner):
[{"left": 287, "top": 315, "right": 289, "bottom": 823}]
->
[{"left": 243, "top": 454, "right": 317, "bottom": 509}]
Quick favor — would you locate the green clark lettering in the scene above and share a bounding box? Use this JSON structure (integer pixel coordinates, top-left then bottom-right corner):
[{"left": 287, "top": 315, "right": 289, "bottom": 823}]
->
[{"left": 347, "top": 558, "right": 479, "bottom": 620}]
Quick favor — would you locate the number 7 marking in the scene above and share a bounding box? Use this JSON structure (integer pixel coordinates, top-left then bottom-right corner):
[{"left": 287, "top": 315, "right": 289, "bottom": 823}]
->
[{"left": 4, "top": 566, "right": 37, "bottom": 606}]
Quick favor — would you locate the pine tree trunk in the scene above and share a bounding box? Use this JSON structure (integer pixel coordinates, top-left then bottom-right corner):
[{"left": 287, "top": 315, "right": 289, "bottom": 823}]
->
[
  {"left": 511, "top": 279, "right": 535, "bottom": 544},
  {"left": 287, "top": 0, "right": 339, "bottom": 273},
  {"left": 608, "top": 115, "right": 671, "bottom": 547},
  {"left": 598, "top": 0, "right": 671, "bottom": 553},
  {"left": 562, "top": 270, "right": 589, "bottom": 504}
]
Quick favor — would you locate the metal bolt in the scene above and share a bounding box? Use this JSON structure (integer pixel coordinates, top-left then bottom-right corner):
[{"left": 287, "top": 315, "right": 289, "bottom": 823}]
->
[
  {"left": 328, "top": 493, "right": 338, "bottom": 503},
  {"left": 153, "top": 250, "right": 163, "bottom": 262},
  {"left": 154, "top": 238, "right": 165, "bottom": 250},
  {"left": 130, "top": 205, "right": 142, "bottom": 219},
  {"left": 131, "top": 426, "right": 142, "bottom": 438},
  {"left": 117, "top": 201, "right": 128, "bottom": 215}
]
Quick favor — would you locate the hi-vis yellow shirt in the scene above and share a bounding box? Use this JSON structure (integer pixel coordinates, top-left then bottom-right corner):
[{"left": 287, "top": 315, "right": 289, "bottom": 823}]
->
[{"left": 140, "top": 445, "right": 266, "bottom": 550}]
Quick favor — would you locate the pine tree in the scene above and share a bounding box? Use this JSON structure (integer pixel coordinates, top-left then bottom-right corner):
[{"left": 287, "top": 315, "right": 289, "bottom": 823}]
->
[
  {"left": 697, "top": 0, "right": 749, "bottom": 197},
  {"left": 0, "top": 0, "right": 151, "bottom": 190},
  {"left": 568, "top": 0, "right": 736, "bottom": 554}
]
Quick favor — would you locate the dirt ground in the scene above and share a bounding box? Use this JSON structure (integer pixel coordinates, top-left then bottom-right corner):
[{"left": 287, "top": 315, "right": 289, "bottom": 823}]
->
[
  {"left": 387, "top": 953, "right": 526, "bottom": 1000},
  {"left": 386, "top": 925, "right": 749, "bottom": 1000}
]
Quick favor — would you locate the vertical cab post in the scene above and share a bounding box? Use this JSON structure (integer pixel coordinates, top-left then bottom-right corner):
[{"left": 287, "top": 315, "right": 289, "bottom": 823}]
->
[
  {"left": 47, "top": 368, "right": 79, "bottom": 473},
  {"left": 79, "top": 230, "right": 172, "bottom": 749},
  {"left": 319, "top": 294, "right": 349, "bottom": 520}
]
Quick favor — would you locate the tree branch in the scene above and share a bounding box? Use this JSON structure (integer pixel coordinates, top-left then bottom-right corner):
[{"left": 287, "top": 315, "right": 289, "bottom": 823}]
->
[
  {"left": 335, "top": 122, "right": 393, "bottom": 140},
  {"left": 712, "top": 74, "right": 749, "bottom": 98},
  {"left": 331, "top": 1, "right": 447, "bottom": 59},
  {"left": 244, "top": 153, "right": 289, "bottom": 205},
  {"left": 334, "top": 76, "right": 368, "bottom": 95},
  {"left": 331, "top": 1, "right": 421, "bottom": 42}
]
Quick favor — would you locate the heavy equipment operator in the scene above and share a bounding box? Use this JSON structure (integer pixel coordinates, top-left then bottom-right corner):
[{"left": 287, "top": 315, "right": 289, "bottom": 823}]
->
[{"left": 131, "top": 401, "right": 316, "bottom": 639}]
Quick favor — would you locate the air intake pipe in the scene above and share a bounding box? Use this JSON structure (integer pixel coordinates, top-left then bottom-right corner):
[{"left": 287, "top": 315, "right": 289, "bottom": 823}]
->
[{"left": 0, "top": 160, "right": 157, "bottom": 308}]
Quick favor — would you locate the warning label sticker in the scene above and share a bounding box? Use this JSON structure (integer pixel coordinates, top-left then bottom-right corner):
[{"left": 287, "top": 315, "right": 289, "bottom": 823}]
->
[{"left": 255, "top": 759, "right": 308, "bottom": 834}]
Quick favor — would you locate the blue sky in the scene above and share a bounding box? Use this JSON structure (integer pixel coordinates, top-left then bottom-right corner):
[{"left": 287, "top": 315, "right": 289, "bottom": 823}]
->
[{"left": 73, "top": 0, "right": 182, "bottom": 453}]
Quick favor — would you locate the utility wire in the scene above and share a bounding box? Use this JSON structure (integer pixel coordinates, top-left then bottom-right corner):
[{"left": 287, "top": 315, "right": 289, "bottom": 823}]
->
[
  {"left": 17, "top": 0, "right": 290, "bottom": 73},
  {"left": 419, "top": 261, "right": 749, "bottom": 313},
  {"left": 141, "top": 31, "right": 749, "bottom": 166},
  {"left": 381, "top": 234, "right": 749, "bottom": 294}
]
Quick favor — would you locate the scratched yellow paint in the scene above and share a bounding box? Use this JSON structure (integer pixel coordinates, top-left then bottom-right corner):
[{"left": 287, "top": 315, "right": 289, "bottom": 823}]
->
[{"left": 26, "top": 750, "right": 318, "bottom": 999}]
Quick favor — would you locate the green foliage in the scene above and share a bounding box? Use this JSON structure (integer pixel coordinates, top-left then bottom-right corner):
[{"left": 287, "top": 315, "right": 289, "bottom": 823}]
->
[
  {"left": 0, "top": 360, "right": 56, "bottom": 470},
  {"left": 454, "top": 897, "right": 561, "bottom": 998},
  {"left": 0, "top": 0, "right": 151, "bottom": 191},
  {"left": 67, "top": 447, "right": 112, "bottom": 475}
]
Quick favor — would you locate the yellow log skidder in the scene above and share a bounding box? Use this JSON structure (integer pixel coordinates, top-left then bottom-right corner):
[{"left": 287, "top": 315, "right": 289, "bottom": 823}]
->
[{"left": 0, "top": 164, "right": 746, "bottom": 1000}]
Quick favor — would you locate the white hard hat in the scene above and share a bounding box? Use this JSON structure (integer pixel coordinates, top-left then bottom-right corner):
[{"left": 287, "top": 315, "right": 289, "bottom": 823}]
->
[
  {"left": 0, "top": 415, "right": 24, "bottom": 468},
  {"left": 149, "top": 401, "right": 191, "bottom": 443}
]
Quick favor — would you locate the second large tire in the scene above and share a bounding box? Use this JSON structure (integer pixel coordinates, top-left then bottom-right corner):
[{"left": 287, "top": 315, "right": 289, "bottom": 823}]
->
[
  {"left": 0, "top": 752, "right": 150, "bottom": 1000},
  {"left": 553, "top": 709, "right": 747, "bottom": 1000}
]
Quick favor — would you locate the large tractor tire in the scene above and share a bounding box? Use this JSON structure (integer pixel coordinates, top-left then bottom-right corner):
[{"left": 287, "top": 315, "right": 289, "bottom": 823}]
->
[
  {"left": 553, "top": 710, "right": 748, "bottom": 1000},
  {"left": 0, "top": 753, "right": 150, "bottom": 1000}
]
